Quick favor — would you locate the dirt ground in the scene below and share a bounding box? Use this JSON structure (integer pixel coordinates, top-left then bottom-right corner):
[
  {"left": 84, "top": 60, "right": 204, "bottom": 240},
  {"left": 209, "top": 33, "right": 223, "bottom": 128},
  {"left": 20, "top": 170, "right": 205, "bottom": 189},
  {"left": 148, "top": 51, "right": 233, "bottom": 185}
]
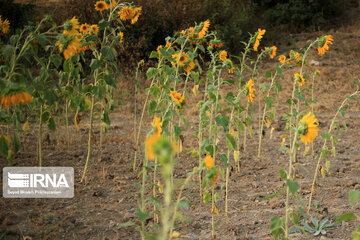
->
[{"left": 1, "top": 19, "right": 360, "bottom": 240}]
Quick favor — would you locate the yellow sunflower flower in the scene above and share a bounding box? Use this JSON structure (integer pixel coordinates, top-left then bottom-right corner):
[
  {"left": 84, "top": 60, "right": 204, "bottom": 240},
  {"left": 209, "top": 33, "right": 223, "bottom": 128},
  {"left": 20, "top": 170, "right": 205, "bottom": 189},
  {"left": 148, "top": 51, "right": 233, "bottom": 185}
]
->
[
  {"left": 131, "top": 7, "right": 142, "bottom": 24},
  {"left": 247, "top": 79, "right": 256, "bottom": 102},
  {"left": 90, "top": 24, "right": 99, "bottom": 35},
  {"left": 80, "top": 24, "right": 89, "bottom": 34},
  {"left": 299, "top": 112, "right": 318, "bottom": 145},
  {"left": 294, "top": 73, "right": 305, "bottom": 86},
  {"left": 278, "top": 55, "right": 286, "bottom": 64},
  {"left": 270, "top": 46, "right": 277, "bottom": 59},
  {"left": 106, "top": 0, "right": 117, "bottom": 9},
  {"left": 171, "top": 52, "right": 189, "bottom": 66},
  {"left": 117, "top": 31, "right": 124, "bottom": 43},
  {"left": 317, "top": 35, "right": 333, "bottom": 56},
  {"left": 95, "top": 1, "right": 108, "bottom": 11},
  {"left": 63, "top": 17, "right": 80, "bottom": 36},
  {"left": 145, "top": 133, "right": 161, "bottom": 161},
  {"left": 2, "top": 19, "right": 10, "bottom": 35},
  {"left": 118, "top": 6, "right": 134, "bottom": 20},
  {"left": 253, "top": 28, "right": 265, "bottom": 51},
  {"left": 151, "top": 116, "right": 162, "bottom": 136},
  {"left": 219, "top": 50, "right": 227, "bottom": 61},
  {"left": 204, "top": 155, "right": 215, "bottom": 169},
  {"left": 185, "top": 61, "right": 195, "bottom": 74},
  {"left": 170, "top": 91, "right": 185, "bottom": 105},
  {"left": 198, "top": 19, "right": 210, "bottom": 39},
  {"left": 157, "top": 45, "right": 163, "bottom": 54}
]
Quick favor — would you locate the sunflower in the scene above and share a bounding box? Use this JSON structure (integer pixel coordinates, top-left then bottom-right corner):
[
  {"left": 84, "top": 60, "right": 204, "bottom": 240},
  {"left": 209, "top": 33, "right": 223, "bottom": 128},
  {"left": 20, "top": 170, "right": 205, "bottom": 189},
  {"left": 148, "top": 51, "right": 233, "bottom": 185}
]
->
[
  {"left": 317, "top": 35, "right": 333, "bottom": 56},
  {"left": 118, "top": 6, "right": 134, "bottom": 20},
  {"left": 131, "top": 7, "right": 142, "bottom": 24},
  {"left": 299, "top": 112, "right": 318, "bottom": 145},
  {"left": 59, "top": 36, "right": 81, "bottom": 60},
  {"left": 198, "top": 19, "right": 210, "bottom": 39},
  {"left": 204, "top": 155, "right": 215, "bottom": 169},
  {"left": 165, "top": 41, "right": 171, "bottom": 48},
  {"left": 247, "top": 79, "right": 256, "bottom": 102},
  {"left": 90, "top": 24, "right": 99, "bottom": 35},
  {"left": 219, "top": 50, "right": 227, "bottom": 61},
  {"left": 157, "top": 45, "right": 163, "bottom": 54},
  {"left": 185, "top": 61, "right": 195, "bottom": 74},
  {"left": 278, "top": 55, "right": 286, "bottom": 64},
  {"left": 2, "top": 19, "right": 10, "bottom": 35},
  {"left": 95, "top": 1, "right": 108, "bottom": 11},
  {"left": 171, "top": 52, "right": 189, "bottom": 66},
  {"left": 145, "top": 133, "right": 160, "bottom": 161},
  {"left": 63, "top": 17, "right": 80, "bottom": 36},
  {"left": 1, "top": 92, "right": 32, "bottom": 108},
  {"left": 151, "top": 116, "right": 162, "bottom": 136},
  {"left": 117, "top": 31, "right": 124, "bottom": 43},
  {"left": 106, "top": 0, "right": 117, "bottom": 9},
  {"left": 170, "top": 91, "right": 184, "bottom": 105},
  {"left": 80, "top": 24, "right": 89, "bottom": 34},
  {"left": 270, "top": 46, "right": 277, "bottom": 59},
  {"left": 294, "top": 73, "right": 305, "bottom": 86},
  {"left": 211, "top": 172, "right": 220, "bottom": 184},
  {"left": 253, "top": 28, "right": 265, "bottom": 51}
]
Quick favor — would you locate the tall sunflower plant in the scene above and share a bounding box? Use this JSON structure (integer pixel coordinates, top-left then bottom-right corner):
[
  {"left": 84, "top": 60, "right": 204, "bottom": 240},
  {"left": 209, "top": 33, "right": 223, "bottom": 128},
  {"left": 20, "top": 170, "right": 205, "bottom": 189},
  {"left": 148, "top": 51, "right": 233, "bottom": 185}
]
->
[
  {"left": 267, "top": 35, "right": 354, "bottom": 240},
  {"left": 0, "top": 16, "right": 61, "bottom": 166},
  {"left": 68, "top": 1, "right": 142, "bottom": 182}
]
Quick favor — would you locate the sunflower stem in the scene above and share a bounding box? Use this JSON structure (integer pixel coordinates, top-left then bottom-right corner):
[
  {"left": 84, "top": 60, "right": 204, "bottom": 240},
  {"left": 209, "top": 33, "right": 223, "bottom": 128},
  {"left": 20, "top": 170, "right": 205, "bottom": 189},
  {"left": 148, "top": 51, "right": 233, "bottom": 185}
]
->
[
  {"left": 38, "top": 105, "right": 43, "bottom": 168},
  {"left": 81, "top": 95, "right": 94, "bottom": 183},
  {"left": 307, "top": 90, "right": 359, "bottom": 213}
]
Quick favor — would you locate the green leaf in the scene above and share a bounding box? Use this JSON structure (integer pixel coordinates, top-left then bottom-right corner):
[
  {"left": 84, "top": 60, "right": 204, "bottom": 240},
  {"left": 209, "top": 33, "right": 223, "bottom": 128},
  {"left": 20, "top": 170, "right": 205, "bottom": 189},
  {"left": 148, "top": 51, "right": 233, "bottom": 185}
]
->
[
  {"left": 325, "top": 160, "right": 330, "bottom": 172},
  {"left": 98, "top": 19, "right": 110, "bottom": 29},
  {"left": 13, "top": 133, "right": 20, "bottom": 154},
  {"left": 2, "top": 45, "right": 15, "bottom": 58},
  {"left": 90, "top": 59, "right": 101, "bottom": 71},
  {"left": 149, "top": 51, "right": 158, "bottom": 59},
  {"left": 220, "top": 154, "right": 228, "bottom": 167},
  {"left": 148, "top": 100, "right": 157, "bottom": 116},
  {"left": 101, "top": 47, "right": 117, "bottom": 62},
  {"left": 264, "top": 96, "right": 273, "bottom": 108},
  {"left": 339, "top": 108, "right": 345, "bottom": 117},
  {"left": 118, "top": 221, "right": 135, "bottom": 228},
  {"left": 290, "top": 212, "right": 300, "bottom": 224},
  {"left": 321, "top": 131, "right": 330, "bottom": 140},
  {"left": 215, "top": 114, "right": 229, "bottom": 132},
  {"left": 286, "top": 179, "right": 299, "bottom": 195},
  {"left": 279, "top": 169, "right": 287, "bottom": 180},
  {"left": 352, "top": 230, "right": 360, "bottom": 240},
  {"left": 270, "top": 216, "right": 285, "bottom": 239},
  {"left": 104, "top": 74, "right": 117, "bottom": 88},
  {"left": 265, "top": 70, "right": 272, "bottom": 79},
  {"left": 225, "top": 134, "right": 236, "bottom": 151},
  {"left": 174, "top": 125, "right": 181, "bottom": 140},
  {"left": 135, "top": 209, "right": 149, "bottom": 222},
  {"left": 321, "top": 147, "right": 328, "bottom": 159},
  {"left": 0, "top": 136, "right": 9, "bottom": 156},
  {"left": 349, "top": 189, "right": 360, "bottom": 205},
  {"left": 32, "top": 33, "right": 46, "bottom": 48},
  {"left": 276, "top": 64, "right": 284, "bottom": 79},
  {"left": 102, "top": 110, "right": 111, "bottom": 125},
  {"left": 203, "top": 192, "right": 211, "bottom": 204},
  {"left": 146, "top": 67, "right": 158, "bottom": 79},
  {"left": 149, "top": 85, "right": 160, "bottom": 99},
  {"left": 336, "top": 213, "right": 356, "bottom": 224},
  {"left": 47, "top": 116, "right": 56, "bottom": 131},
  {"left": 49, "top": 55, "right": 62, "bottom": 68}
]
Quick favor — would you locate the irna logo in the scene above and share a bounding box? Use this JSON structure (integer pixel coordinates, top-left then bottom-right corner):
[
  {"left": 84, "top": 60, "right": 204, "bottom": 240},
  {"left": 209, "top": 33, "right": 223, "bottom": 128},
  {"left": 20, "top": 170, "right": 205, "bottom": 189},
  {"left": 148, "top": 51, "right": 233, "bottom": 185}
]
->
[{"left": 8, "top": 172, "right": 69, "bottom": 188}]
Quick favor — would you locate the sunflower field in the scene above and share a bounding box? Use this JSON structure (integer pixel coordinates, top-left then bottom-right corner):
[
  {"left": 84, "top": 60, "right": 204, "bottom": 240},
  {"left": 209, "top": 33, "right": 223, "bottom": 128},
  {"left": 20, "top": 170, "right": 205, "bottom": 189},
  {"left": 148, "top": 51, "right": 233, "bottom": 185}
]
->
[{"left": 0, "top": 0, "right": 359, "bottom": 239}]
